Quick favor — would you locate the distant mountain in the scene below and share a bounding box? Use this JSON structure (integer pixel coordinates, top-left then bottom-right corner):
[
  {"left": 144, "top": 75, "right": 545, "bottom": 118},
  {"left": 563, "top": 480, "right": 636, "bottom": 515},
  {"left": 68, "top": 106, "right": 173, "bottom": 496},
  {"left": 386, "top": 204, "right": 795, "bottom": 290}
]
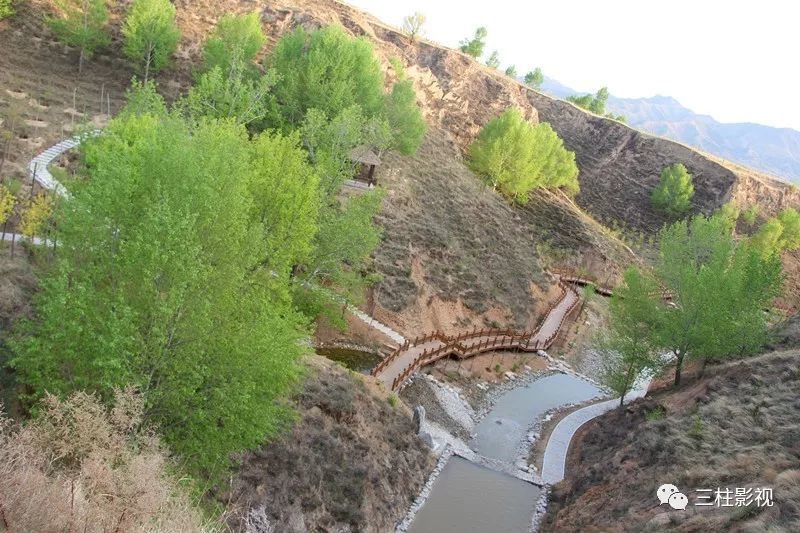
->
[{"left": 539, "top": 78, "right": 800, "bottom": 183}]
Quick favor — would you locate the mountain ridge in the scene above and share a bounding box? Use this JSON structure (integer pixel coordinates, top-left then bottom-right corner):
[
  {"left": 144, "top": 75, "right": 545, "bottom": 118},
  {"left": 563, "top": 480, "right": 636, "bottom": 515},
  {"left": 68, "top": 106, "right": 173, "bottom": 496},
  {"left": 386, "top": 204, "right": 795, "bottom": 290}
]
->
[{"left": 539, "top": 78, "right": 800, "bottom": 183}]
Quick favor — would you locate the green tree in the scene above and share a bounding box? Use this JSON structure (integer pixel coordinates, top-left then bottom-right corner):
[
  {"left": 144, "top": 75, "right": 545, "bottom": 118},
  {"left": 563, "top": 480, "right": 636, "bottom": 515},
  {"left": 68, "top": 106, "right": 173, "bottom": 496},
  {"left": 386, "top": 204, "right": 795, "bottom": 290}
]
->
[
  {"left": 202, "top": 12, "right": 265, "bottom": 75},
  {"left": 459, "top": 26, "right": 487, "bottom": 58},
  {"left": 752, "top": 207, "right": 800, "bottom": 256},
  {"left": 505, "top": 65, "right": 517, "bottom": 78},
  {"left": 651, "top": 163, "right": 695, "bottom": 217},
  {"left": 402, "top": 12, "right": 426, "bottom": 41},
  {"left": 485, "top": 50, "right": 500, "bottom": 69},
  {"left": 742, "top": 205, "right": 760, "bottom": 226},
  {"left": 182, "top": 59, "right": 277, "bottom": 127},
  {"left": 655, "top": 214, "right": 781, "bottom": 384},
  {"left": 567, "top": 87, "right": 610, "bottom": 115},
  {"left": 47, "top": 0, "right": 110, "bottom": 73},
  {"left": 598, "top": 268, "right": 662, "bottom": 405},
  {"left": 524, "top": 68, "right": 544, "bottom": 89},
  {"left": 0, "top": 0, "right": 14, "bottom": 20},
  {"left": 468, "top": 108, "right": 579, "bottom": 203},
  {"left": 11, "top": 112, "right": 308, "bottom": 479},
  {"left": 384, "top": 79, "right": 427, "bottom": 155},
  {"left": 122, "top": 0, "right": 180, "bottom": 83},
  {"left": 269, "top": 25, "right": 385, "bottom": 126},
  {"left": 0, "top": 184, "right": 15, "bottom": 229}
]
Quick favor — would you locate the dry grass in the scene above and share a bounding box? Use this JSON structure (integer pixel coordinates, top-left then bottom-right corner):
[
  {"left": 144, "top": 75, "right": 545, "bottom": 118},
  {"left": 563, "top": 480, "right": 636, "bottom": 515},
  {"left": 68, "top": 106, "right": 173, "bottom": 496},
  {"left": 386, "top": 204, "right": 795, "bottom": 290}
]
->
[
  {"left": 0, "top": 389, "right": 212, "bottom": 532},
  {"left": 544, "top": 350, "right": 800, "bottom": 532},
  {"left": 226, "top": 356, "right": 434, "bottom": 532}
]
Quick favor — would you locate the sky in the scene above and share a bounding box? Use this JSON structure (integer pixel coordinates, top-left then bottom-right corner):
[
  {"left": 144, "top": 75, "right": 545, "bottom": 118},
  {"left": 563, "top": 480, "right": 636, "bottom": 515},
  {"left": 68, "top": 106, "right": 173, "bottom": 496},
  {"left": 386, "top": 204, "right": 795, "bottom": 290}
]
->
[{"left": 346, "top": 0, "right": 800, "bottom": 131}]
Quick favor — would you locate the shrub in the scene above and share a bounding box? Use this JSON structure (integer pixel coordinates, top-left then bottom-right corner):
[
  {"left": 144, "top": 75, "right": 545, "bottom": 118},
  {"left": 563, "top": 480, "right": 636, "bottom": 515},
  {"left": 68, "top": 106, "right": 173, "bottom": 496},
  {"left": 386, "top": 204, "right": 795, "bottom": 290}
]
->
[
  {"left": 0, "top": 0, "right": 14, "bottom": 20},
  {"left": 0, "top": 390, "right": 208, "bottom": 532},
  {"left": 651, "top": 163, "right": 694, "bottom": 217},
  {"left": 459, "top": 27, "right": 487, "bottom": 58},
  {"left": 742, "top": 205, "right": 759, "bottom": 225},
  {"left": 468, "top": 108, "right": 579, "bottom": 203},
  {"left": 202, "top": 12, "right": 265, "bottom": 75}
]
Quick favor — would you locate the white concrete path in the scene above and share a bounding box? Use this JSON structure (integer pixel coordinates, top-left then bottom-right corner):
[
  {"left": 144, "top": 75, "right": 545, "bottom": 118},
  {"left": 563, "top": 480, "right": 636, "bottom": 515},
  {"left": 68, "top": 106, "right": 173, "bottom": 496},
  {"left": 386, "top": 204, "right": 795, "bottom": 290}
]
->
[{"left": 541, "top": 378, "right": 650, "bottom": 484}]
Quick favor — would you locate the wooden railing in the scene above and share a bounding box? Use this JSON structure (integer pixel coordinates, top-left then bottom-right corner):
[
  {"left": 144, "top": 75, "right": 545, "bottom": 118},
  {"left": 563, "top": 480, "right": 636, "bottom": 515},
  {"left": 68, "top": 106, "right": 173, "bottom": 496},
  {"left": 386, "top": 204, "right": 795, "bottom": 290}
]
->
[{"left": 378, "top": 280, "right": 581, "bottom": 391}]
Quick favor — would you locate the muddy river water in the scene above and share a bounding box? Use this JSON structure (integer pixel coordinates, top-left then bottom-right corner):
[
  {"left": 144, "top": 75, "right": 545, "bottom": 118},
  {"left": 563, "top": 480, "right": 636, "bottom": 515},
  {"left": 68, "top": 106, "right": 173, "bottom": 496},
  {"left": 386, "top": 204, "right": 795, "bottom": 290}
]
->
[{"left": 407, "top": 373, "right": 603, "bottom": 532}]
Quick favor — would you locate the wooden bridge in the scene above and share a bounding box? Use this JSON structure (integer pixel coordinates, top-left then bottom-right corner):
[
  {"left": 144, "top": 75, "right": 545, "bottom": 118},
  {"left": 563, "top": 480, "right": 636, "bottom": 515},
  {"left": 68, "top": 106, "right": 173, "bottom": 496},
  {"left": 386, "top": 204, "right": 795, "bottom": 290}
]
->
[{"left": 372, "top": 279, "right": 582, "bottom": 391}]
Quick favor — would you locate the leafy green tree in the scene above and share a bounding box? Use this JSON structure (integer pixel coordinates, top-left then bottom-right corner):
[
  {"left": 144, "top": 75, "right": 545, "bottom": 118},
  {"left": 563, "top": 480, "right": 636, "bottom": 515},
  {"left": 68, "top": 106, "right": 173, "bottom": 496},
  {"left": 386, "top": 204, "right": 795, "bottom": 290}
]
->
[
  {"left": 122, "top": 0, "right": 180, "bottom": 83},
  {"left": 598, "top": 268, "right": 662, "bottom": 405},
  {"left": 269, "top": 25, "right": 385, "bottom": 125},
  {"left": 651, "top": 163, "right": 695, "bottom": 217},
  {"left": 182, "top": 59, "right": 277, "bottom": 127},
  {"left": 524, "top": 68, "right": 544, "bottom": 89},
  {"left": 752, "top": 207, "right": 800, "bottom": 256},
  {"left": 505, "top": 65, "right": 517, "bottom": 78},
  {"left": 11, "top": 112, "right": 308, "bottom": 479},
  {"left": 295, "top": 191, "right": 384, "bottom": 321},
  {"left": 459, "top": 27, "right": 487, "bottom": 58},
  {"left": 301, "top": 106, "right": 390, "bottom": 196},
  {"left": 384, "top": 79, "right": 426, "bottom": 155},
  {"left": 655, "top": 214, "right": 781, "bottom": 384},
  {"left": 742, "top": 205, "right": 760, "bottom": 226},
  {"left": 402, "top": 12, "right": 426, "bottom": 41},
  {"left": 485, "top": 50, "right": 500, "bottom": 69},
  {"left": 0, "top": 0, "right": 14, "bottom": 20},
  {"left": 47, "top": 0, "right": 110, "bottom": 73},
  {"left": 468, "top": 108, "right": 579, "bottom": 203},
  {"left": 568, "top": 87, "right": 610, "bottom": 115},
  {"left": 202, "top": 12, "right": 265, "bottom": 75}
]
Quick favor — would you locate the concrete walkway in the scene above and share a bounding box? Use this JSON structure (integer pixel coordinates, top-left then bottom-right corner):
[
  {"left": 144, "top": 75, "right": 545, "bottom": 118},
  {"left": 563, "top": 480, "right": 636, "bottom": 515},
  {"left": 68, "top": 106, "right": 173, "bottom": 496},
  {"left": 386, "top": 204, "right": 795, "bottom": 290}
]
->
[{"left": 540, "top": 379, "right": 650, "bottom": 484}]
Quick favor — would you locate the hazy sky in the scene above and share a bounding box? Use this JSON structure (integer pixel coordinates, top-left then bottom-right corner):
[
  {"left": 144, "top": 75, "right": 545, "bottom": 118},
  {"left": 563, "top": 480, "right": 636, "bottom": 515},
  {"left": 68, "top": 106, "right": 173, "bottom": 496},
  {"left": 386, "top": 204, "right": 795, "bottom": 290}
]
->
[{"left": 346, "top": 0, "right": 800, "bottom": 131}]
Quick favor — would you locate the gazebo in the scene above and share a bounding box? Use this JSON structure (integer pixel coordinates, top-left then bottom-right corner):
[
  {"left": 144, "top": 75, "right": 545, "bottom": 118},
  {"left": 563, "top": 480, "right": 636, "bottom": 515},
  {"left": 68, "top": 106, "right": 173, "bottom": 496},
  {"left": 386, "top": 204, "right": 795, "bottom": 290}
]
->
[{"left": 349, "top": 145, "right": 381, "bottom": 187}]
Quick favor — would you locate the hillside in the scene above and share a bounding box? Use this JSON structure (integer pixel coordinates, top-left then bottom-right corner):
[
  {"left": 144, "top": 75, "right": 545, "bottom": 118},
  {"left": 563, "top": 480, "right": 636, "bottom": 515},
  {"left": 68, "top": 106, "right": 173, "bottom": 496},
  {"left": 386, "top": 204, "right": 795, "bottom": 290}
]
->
[
  {"left": 543, "top": 348, "right": 800, "bottom": 531},
  {"left": 5, "top": 0, "right": 800, "bottom": 324},
  {"left": 541, "top": 78, "right": 800, "bottom": 185}
]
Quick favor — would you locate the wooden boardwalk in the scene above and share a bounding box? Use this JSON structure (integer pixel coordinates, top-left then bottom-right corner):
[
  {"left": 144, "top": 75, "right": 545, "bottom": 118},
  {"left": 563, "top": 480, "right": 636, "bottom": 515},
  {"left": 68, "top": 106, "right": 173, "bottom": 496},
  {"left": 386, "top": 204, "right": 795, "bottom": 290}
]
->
[{"left": 372, "top": 281, "right": 581, "bottom": 391}]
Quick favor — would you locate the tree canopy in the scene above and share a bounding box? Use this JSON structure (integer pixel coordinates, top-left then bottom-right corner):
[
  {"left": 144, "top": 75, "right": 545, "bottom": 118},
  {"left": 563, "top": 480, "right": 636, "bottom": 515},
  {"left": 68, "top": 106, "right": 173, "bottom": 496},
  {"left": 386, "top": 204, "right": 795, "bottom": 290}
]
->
[
  {"left": 11, "top": 109, "right": 311, "bottom": 478},
  {"left": 269, "top": 25, "right": 425, "bottom": 154},
  {"left": 201, "top": 12, "right": 266, "bottom": 75},
  {"left": 122, "top": 0, "right": 180, "bottom": 82},
  {"left": 752, "top": 207, "right": 800, "bottom": 257},
  {"left": 524, "top": 68, "right": 544, "bottom": 89},
  {"left": 468, "top": 108, "right": 579, "bottom": 203},
  {"left": 459, "top": 27, "right": 487, "bottom": 58},
  {"left": 651, "top": 163, "right": 695, "bottom": 217},
  {"left": 47, "top": 0, "right": 110, "bottom": 72},
  {"left": 603, "top": 213, "right": 783, "bottom": 388}
]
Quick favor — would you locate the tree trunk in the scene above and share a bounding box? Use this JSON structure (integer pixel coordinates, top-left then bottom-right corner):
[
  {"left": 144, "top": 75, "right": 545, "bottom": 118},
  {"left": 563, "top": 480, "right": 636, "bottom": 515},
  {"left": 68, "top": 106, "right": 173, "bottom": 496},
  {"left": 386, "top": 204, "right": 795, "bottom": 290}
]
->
[
  {"left": 619, "top": 393, "right": 626, "bottom": 408},
  {"left": 673, "top": 350, "right": 685, "bottom": 386}
]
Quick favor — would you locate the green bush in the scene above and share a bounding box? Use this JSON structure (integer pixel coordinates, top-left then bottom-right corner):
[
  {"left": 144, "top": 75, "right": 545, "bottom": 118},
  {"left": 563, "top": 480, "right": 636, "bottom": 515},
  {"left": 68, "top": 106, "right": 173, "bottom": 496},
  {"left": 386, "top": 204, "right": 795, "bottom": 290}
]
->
[
  {"left": 201, "top": 12, "right": 265, "bottom": 75},
  {"left": 269, "top": 25, "right": 425, "bottom": 154},
  {"left": 651, "top": 163, "right": 694, "bottom": 217},
  {"left": 0, "top": 0, "right": 14, "bottom": 20},
  {"left": 468, "top": 108, "right": 579, "bottom": 203}
]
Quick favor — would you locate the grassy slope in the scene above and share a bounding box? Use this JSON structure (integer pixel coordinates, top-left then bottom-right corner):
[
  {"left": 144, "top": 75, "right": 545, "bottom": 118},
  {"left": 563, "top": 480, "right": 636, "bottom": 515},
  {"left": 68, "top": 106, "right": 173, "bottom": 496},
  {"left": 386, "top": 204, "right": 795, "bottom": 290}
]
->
[
  {"left": 226, "top": 356, "right": 433, "bottom": 532},
  {"left": 543, "top": 349, "right": 800, "bottom": 532}
]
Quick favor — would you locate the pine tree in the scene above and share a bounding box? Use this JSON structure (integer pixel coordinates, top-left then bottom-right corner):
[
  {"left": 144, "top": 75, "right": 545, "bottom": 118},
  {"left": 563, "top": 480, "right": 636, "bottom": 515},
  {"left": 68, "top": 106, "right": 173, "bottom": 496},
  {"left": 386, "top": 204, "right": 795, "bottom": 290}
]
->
[{"left": 651, "top": 163, "right": 695, "bottom": 217}]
